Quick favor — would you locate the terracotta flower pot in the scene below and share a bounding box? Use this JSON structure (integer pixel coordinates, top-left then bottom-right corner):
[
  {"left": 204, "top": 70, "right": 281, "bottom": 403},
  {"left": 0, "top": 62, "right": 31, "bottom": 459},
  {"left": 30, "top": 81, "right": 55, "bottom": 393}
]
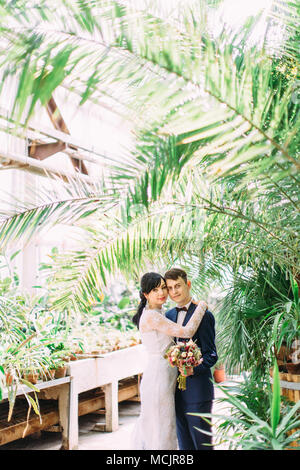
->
[
  {"left": 62, "top": 356, "right": 70, "bottom": 363},
  {"left": 54, "top": 366, "right": 67, "bottom": 379},
  {"left": 5, "top": 371, "right": 13, "bottom": 386},
  {"left": 213, "top": 367, "right": 226, "bottom": 383},
  {"left": 24, "top": 372, "right": 39, "bottom": 384}
]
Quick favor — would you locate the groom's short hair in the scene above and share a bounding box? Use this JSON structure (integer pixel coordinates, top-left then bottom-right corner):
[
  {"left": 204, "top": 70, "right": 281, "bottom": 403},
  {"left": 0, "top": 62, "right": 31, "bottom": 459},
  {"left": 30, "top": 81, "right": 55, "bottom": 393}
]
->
[{"left": 164, "top": 268, "right": 188, "bottom": 284}]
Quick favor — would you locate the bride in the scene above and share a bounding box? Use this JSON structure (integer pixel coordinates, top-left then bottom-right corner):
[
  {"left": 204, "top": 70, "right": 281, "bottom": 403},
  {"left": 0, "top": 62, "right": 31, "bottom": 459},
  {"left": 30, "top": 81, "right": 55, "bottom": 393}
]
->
[{"left": 131, "top": 272, "right": 207, "bottom": 450}]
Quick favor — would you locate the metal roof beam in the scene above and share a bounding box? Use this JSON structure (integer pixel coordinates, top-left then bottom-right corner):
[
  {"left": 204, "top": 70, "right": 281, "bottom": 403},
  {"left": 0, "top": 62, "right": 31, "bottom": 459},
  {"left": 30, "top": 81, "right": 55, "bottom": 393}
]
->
[
  {"left": 28, "top": 141, "right": 67, "bottom": 160},
  {"left": 0, "top": 150, "right": 97, "bottom": 184},
  {"left": 46, "top": 97, "right": 88, "bottom": 175},
  {"left": 0, "top": 114, "right": 116, "bottom": 163}
]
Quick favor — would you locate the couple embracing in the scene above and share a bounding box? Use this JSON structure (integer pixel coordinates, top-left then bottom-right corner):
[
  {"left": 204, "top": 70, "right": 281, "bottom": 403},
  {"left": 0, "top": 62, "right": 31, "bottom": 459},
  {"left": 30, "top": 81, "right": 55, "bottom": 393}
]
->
[{"left": 131, "top": 268, "right": 218, "bottom": 451}]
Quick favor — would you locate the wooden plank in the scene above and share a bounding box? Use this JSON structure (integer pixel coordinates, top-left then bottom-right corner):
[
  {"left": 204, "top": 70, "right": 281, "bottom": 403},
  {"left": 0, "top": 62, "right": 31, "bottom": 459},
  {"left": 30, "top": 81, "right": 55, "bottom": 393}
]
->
[
  {"left": 275, "top": 379, "right": 300, "bottom": 391},
  {"left": 67, "top": 376, "right": 79, "bottom": 450},
  {"left": 58, "top": 383, "right": 70, "bottom": 450},
  {"left": 0, "top": 403, "right": 59, "bottom": 446},
  {"left": 0, "top": 378, "right": 140, "bottom": 447},
  {"left": 29, "top": 141, "right": 66, "bottom": 160},
  {"left": 1, "top": 376, "right": 71, "bottom": 401},
  {"left": 78, "top": 395, "right": 105, "bottom": 416},
  {"left": 118, "top": 383, "right": 139, "bottom": 402},
  {"left": 104, "top": 381, "right": 118, "bottom": 432},
  {"left": 92, "top": 409, "right": 106, "bottom": 415},
  {"left": 44, "top": 425, "right": 62, "bottom": 433},
  {"left": 0, "top": 113, "right": 123, "bottom": 162},
  {"left": 126, "top": 396, "right": 141, "bottom": 402},
  {"left": 67, "top": 345, "right": 147, "bottom": 394},
  {"left": 76, "top": 381, "right": 139, "bottom": 417}
]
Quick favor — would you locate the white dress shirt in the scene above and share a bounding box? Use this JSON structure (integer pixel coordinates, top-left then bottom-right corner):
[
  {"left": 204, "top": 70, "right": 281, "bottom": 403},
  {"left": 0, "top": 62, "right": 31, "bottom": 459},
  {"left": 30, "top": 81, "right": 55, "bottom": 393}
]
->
[{"left": 176, "top": 299, "right": 193, "bottom": 326}]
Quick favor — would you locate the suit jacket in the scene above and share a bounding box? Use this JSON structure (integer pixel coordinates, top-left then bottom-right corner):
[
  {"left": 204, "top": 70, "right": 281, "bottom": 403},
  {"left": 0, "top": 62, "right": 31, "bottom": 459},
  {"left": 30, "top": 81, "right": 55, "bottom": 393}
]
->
[{"left": 166, "top": 303, "right": 218, "bottom": 403}]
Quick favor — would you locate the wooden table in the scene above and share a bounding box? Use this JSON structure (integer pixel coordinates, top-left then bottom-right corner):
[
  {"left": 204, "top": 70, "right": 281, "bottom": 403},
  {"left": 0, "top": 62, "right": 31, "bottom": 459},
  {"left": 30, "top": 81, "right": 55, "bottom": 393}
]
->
[
  {"left": 65, "top": 344, "right": 147, "bottom": 450},
  {"left": 0, "top": 376, "right": 71, "bottom": 447},
  {"left": 0, "top": 344, "right": 147, "bottom": 449}
]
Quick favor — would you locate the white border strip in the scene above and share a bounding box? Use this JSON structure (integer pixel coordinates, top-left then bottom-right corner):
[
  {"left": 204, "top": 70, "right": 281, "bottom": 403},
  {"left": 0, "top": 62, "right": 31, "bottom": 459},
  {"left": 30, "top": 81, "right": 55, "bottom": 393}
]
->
[{"left": 270, "top": 378, "right": 300, "bottom": 390}]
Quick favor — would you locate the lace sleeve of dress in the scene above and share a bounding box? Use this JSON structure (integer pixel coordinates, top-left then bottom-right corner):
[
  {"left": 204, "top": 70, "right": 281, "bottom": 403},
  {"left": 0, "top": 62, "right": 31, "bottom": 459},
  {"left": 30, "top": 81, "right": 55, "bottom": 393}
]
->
[{"left": 141, "top": 302, "right": 207, "bottom": 337}]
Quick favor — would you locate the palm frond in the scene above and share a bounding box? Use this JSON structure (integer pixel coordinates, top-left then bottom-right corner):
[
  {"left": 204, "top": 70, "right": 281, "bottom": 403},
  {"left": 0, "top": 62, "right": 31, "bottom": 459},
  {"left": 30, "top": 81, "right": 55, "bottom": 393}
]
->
[
  {"left": 0, "top": 1, "right": 298, "bottom": 339},
  {"left": 0, "top": 174, "right": 114, "bottom": 249},
  {"left": 40, "top": 203, "right": 202, "bottom": 310}
]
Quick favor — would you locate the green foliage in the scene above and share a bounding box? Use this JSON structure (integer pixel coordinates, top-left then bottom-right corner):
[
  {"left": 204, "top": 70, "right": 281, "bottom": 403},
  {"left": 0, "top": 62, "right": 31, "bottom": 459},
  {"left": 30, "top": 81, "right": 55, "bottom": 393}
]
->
[
  {"left": 0, "top": 0, "right": 298, "bottom": 401},
  {"left": 215, "top": 264, "right": 299, "bottom": 375},
  {"left": 190, "top": 363, "right": 300, "bottom": 450},
  {"left": 0, "top": 262, "right": 140, "bottom": 421},
  {"left": 89, "top": 292, "right": 137, "bottom": 331},
  {"left": 263, "top": 273, "right": 300, "bottom": 352}
]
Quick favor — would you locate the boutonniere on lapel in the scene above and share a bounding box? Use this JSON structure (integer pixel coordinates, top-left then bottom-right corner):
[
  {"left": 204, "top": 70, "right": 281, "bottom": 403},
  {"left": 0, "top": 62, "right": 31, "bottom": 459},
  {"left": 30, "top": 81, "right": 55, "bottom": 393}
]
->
[{"left": 164, "top": 339, "right": 203, "bottom": 390}]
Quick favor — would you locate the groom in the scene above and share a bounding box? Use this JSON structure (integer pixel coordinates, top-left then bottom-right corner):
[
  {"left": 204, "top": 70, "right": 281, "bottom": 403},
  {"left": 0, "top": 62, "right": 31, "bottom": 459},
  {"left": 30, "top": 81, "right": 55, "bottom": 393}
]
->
[{"left": 164, "top": 268, "right": 218, "bottom": 450}]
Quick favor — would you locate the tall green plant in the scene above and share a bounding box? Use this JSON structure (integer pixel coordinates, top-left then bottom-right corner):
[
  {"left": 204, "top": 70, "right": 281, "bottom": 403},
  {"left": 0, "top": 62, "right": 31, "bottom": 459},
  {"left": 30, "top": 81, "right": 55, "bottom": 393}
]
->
[
  {"left": 263, "top": 274, "right": 300, "bottom": 353},
  {"left": 215, "top": 264, "right": 299, "bottom": 376},
  {"left": 190, "top": 361, "right": 300, "bottom": 450}
]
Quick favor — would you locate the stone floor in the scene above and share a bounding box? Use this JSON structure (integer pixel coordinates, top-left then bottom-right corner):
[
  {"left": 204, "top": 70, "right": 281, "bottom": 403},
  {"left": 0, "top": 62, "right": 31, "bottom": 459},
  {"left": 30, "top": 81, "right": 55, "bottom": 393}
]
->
[{"left": 0, "top": 379, "right": 237, "bottom": 451}]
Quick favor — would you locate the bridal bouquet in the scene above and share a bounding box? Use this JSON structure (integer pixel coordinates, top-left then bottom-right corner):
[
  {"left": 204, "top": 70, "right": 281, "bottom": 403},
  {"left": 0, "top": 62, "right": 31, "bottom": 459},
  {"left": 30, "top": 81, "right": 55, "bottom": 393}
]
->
[{"left": 164, "top": 339, "right": 202, "bottom": 391}]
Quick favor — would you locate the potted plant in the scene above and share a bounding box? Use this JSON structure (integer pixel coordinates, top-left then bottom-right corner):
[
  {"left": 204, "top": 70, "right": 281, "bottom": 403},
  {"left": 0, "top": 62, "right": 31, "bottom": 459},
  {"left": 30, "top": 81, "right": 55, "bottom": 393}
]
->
[
  {"left": 20, "top": 351, "right": 43, "bottom": 384},
  {"left": 50, "top": 351, "right": 70, "bottom": 378},
  {"left": 22, "top": 368, "right": 39, "bottom": 384},
  {"left": 213, "top": 362, "right": 226, "bottom": 383},
  {"left": 54, "top": 362, "right": 68, "bottom": 379}
]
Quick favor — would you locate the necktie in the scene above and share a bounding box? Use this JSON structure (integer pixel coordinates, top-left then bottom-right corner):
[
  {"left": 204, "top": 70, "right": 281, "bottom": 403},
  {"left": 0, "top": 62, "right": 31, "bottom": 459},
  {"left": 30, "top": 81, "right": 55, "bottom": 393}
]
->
[{"left": 176, "top": 306, "right": 187, "bottom": 313}]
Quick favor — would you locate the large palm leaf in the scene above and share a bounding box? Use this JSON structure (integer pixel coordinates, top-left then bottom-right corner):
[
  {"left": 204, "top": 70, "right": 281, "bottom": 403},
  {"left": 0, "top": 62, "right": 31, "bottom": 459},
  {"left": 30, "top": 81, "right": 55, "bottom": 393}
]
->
[{"left": 0, "top": 0, "right": 299, "bottom": 310}]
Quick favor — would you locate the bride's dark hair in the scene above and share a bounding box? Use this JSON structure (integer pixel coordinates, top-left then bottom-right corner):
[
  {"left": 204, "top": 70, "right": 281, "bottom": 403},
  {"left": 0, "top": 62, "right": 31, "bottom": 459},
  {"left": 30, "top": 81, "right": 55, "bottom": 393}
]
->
[{"left": 132, "top": 272, "right": 165, "bottom": 329}]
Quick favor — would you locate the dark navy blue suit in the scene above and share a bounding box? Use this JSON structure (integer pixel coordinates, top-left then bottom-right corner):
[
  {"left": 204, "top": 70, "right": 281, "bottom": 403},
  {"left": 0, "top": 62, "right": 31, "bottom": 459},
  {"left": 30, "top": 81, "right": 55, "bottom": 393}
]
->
[{"left": 166, "top": 303, "right": 218, "bottom": 450}]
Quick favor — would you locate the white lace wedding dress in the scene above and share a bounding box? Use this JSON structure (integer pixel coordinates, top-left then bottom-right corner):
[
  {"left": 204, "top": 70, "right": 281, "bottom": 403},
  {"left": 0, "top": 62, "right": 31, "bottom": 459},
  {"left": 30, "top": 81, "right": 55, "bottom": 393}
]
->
[{"left": 131, "top": 302, "right": 206, "bottom": 450}]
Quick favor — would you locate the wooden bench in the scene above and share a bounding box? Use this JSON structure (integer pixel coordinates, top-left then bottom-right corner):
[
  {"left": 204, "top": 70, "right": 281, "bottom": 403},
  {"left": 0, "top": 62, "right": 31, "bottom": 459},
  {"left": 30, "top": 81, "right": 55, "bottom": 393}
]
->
[
  {"left": 65, "top": 344, "right": 146, "bottom": 449},
  {"left": 0, "top": 344, "right": 146, "bottom": 449},
  {"left": 0, "top": 376, "right": 71, "bottom": 446}
]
